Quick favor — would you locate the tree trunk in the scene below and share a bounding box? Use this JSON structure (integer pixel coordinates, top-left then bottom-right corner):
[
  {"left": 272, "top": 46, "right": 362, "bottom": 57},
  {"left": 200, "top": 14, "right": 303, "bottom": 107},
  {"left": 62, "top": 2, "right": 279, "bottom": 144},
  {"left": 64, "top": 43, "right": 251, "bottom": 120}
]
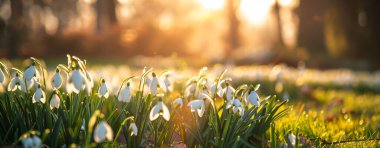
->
[
  {"left": 225, "top": 0, "right": 240, "bottom": 60},
  {"left": 8, "top": 0, "right": 24, "bottom": 58},
  {"left": 96, "top": 0, "right": 117, "bottom": 33}
]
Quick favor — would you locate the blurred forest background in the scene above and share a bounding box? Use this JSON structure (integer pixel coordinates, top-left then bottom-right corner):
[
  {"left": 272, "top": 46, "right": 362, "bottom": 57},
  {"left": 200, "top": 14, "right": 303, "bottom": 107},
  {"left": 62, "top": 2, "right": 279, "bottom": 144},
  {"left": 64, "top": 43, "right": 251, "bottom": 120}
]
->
[{"left": 0, "top": 0, "right": 379, "bottom": 69}]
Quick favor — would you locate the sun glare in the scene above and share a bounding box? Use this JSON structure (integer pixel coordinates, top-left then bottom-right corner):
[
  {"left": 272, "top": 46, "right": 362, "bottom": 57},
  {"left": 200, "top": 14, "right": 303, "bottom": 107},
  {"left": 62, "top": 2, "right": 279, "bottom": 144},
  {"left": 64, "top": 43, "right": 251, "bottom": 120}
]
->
[
  {"left": 195, "top": 0, "right": 225, "bottom": 10},
  {"left": 239, "top": 0, "right": 275, "bottom": 25}
]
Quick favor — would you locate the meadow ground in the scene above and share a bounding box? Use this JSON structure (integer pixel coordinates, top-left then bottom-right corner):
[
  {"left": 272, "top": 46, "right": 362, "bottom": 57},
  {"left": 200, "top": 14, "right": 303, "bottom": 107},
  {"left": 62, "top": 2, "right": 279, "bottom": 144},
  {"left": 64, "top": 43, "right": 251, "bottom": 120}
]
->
[{"left": 0, "top": 56, "right": 379, "bottom": 147}]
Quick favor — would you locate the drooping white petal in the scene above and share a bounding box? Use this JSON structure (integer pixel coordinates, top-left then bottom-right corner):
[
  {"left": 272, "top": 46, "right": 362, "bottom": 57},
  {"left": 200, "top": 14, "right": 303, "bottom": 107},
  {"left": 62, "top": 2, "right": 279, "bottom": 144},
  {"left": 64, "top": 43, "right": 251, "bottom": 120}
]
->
[
  {"left": 85, "top": 73, "right": 94, "bottom": 95},
  {"left": 98, "top": 80, "right": 109, "bottom": 98},
  {"left": 67, "top": 69, "right": 85, "bottom": 94},
  {"left": 32, "top": 87, "right": 46, "bottom": 103},
  {"left": 149, "top": 76, "right": 159, "bottom": 94},
  {"left": 149, "top": 102, "right": 162, "bottom": 121},
  {"left": 24, "top": 65, "right": 39, "bottom": 81},
  {"left": 129, "top": 123, "right": 138, "bottom": 136},
  {"left": 149, "top": 101, "right": 170, "bottom": 121},
  {"left": 51, "top": 72, "right": 62, "bottom": 89},
  {"left": 226, "top": 99, "right": 234, "bottom": 109},
  {"left": 0, "top": 69, "right": 6, "bottom": 84},
  {"left": 197, "top": 103, "right": 206, "bottom": 117},
  {"left": 288, "top": 133, "right": 296, "bottom": 146},
  {"left": 184, "top": 83, "right": 196, "bottom": 98},
  {"left": 7, "top": 77, "right": 17, "bottom": 91},
  {"left": 223, "top": 85, "right": 235, "bottom": 101},
  {"left": 31, "top": 135, "right": 42, "bottom": 147},
  {"left": 210, "top": 83, "right": 223, "bottom": 97},
  {"left": 94, "top": 121, "right": 113, "bottom": 143},
  {"left": 21, "top": 137, "right": 33, "bottom": 148},
  {"left": 246, "top": 91, "right": 260, "bottom": 107},
  {"left": 163, "top": 77, "right": 173, "bottom": 92},
  {"left": 50, "top": 93, "right": 60, "bottom": 109},
  {"left": 26, "top": 78, "right": 36, "bottom": 90},
  {"left": 187, "top": 100, "right": 205, "bottom": 117},
  {"left": 118, "top": 85, "right": 131, "bottom": 102},
  {"left": 173, "top": 97, "right": 183, "bottom": 108},
  {"left": 161, "top": 101, "right": 170, "bottom": 121}
]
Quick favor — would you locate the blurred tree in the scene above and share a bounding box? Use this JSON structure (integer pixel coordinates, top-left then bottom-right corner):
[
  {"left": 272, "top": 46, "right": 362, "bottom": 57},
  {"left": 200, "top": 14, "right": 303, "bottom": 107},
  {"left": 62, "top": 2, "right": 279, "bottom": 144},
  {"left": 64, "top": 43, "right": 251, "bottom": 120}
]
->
[
  {"left": 225, "top": 0, "right": 240, "bottom": 55},
  {"left": 96, "top": 0, "right": 117, "bottom": 33},
  {"left": 273, "top": 0, "right": 284, "bottom": 49},
  {"left": 8, "top": 0, "right": 24, "bottom": 58},
  {"left": 298, "top": 0, "right": 327, "bottom": 53}
]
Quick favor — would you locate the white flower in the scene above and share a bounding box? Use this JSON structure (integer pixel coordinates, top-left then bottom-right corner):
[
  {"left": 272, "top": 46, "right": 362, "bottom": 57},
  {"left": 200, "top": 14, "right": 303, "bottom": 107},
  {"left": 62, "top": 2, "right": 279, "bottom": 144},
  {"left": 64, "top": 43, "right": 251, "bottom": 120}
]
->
[
  {"left": 7, "top": 73, "right": 26, "bottom": 92},
  {"left": 226, "top": 98, "right": 244, "bottom": 116},
  {"left": 245, "top": 90, "right": 260, "bottom": 107},
  {"left": 31, "top": 135, "right": 41, "bottom": 147},
  {"left": 22, "top": 135, "right": 41, "bottom": 148},
  {"left": 149, "top": 101, "right": 170, "bottom": 121},
  {"left": 67, "top": 69, "right": 86, "bottom": 94},
  {"left": 85, "top": 73, "right": 94, "bottom": 95},
  {"left": 129, "top": 123, "right": 138, "bottom": 136},
  {"left": 162, "top": 76, "right": 173, "bottom": 92},
  {"left": 149, "top": 73, "right": 159, "bottom": 94},
  {"left": 210, "top": 82, "right": 223, "bottom": 97},
  {"left": 22, "top": 137, "right": 33, "bottom": 148},
  {"left": 173, "top": 97, "right": 183, "bottom": 108},
  {"left": 23, "top": 64, "right": 39, "bottom": 81},
  {"left": 187, "top": 100, "right": 205, "bottom": 117},
  {"left": 50, "top": 93, "right": 60, "bottom": 109},
  {"left": 81, "top": 120, "right": 86, "bottom": 130},
  {"left": 98, "top": 79, "right": 109, "bottom": 98},
  {"left": 51, "top": 69, "right": 63, "bottom": 89},
  {"left": 184, "top": 81, "right": 196, "bottom": 98},
  {"left": 118, "top": 83, "right": 131, "bottom": 102},
  {"left": 32, "top": 85, "right": 46, "bottom": 103},
  {"left": 0, "top": 68, "right": 6, "bottom": 85},
  {"left": 26, "top": 78, "right": 37, "bottom": 90},
  {"left": 94, "top": 121, "right": 114, "bottom": 143},
  {"left": 222, "top": 84, "right": 235, "bottom": 101},
  {"left": 288, "top": 132, "right": 296, "bottom": 146}
]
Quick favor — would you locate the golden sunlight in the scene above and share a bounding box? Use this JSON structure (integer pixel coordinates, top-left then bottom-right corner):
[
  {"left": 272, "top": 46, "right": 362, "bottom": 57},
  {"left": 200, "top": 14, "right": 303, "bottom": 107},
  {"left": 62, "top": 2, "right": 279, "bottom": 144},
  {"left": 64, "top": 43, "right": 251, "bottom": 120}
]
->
[
  {"left": 239, "top": 0, "right": 275, "bottom": 25},
  {"left": 195, "top": 0, "right": 225, "bottom": 10}
]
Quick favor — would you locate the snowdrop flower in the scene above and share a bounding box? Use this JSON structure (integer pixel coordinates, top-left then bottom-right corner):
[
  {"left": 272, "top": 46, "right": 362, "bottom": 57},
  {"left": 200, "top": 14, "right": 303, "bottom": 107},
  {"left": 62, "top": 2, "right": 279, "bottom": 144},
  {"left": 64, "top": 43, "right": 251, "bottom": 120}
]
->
[
  {"left": 81, "top": 120, "right": 86, "bottom": 131},
  {"left": 23, "top": 63, "right": 39, "bottom": 81},
  {"left": 50, "top": 92, "right": 60, "bottom": 109},
  {"left": 22, "top": 135, "right": 41, "bottom": 148},
  {"left": 184, "top": 81, "right": 196, "bottom": 98},
  {"left": 7, "top": 73, "right": 26, "bottom": 92},
  {"left": 226, "top": 98, "right": 245, "bottom": 116},
  {"left": 288, "top": 132, "right": 296, "bottom": 146},
  {"left": 22, "top": 137, "right": 33, "bottom": 148},
  {"left": 94, "top": 121, "right": 114, "bottom": 143},
  {"left": 26, "top": 77, "right": 39, "bottom": 90},
  {"left": 129, "top": 123, "right": 138, "bottom": 136},
  {"left": 149, "top": 73, "right": 159, "bottom": 94},
  {"left": 223, "top": 83, "right": 235, "bottom": 101},
  {"left": 67, "top": 68, "right": 85, "bottom": 94},
  {"left": 98, "top": 79, "right": 109, "bottom": 98},
  {"left": 210, "top": 82, "right": 223, "bottom": 97},
  {"left": 85, "top": 73, "right": 94, "bottom": 95},
  {"left": 162, "top": 75, "right": 173, "bottom": 92},
  {"left": 51, "top": 69, "right": 63, "bottom": 89},
  {"left": 245, "top": 90, "right": 260, "bottom": 107},
  {"left": 0, "top": 68, "right": 6, "bottom": 85},
  {"left": 118, "top": 82, "right": 131, "bottom": 102},
  {"left": 187, "top": 99, "right": 205, "bottom": 117},
  {"left": 173, "top": 97, "right": 183, "bottom": 108},
  {"left": 32, "top": 84, "right": 46, "bottom": 103},
  {"left": 149, "top": 100, "right": 170, "bottom": 121}
]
